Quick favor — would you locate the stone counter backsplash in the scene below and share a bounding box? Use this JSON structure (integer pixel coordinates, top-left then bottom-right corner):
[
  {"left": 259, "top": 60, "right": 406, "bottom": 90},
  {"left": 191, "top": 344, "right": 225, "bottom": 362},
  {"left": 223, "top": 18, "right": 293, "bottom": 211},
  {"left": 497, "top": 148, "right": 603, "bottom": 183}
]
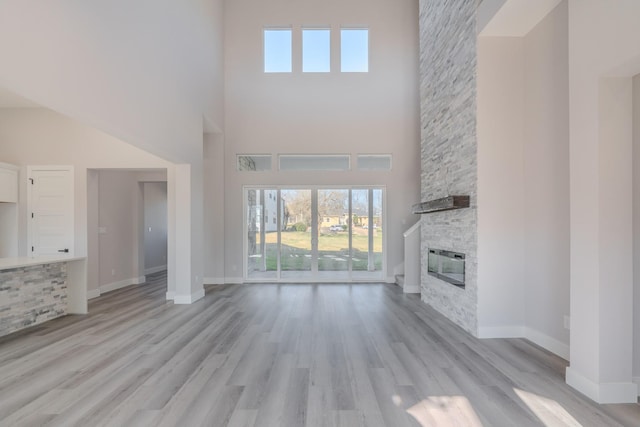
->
[{"left": 0, "top": 263, "right": 68, "bottom": 338}]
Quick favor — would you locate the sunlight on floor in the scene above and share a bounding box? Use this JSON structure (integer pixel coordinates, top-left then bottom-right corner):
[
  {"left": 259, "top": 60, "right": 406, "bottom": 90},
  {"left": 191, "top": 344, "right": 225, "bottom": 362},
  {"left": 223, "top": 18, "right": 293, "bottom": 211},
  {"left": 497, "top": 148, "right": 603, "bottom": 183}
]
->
[
  {"left": 513, "top": 388, "right": 582, "bottom": 427},
  {"left": 403, "top": 395, "right": 483, "bottom": 426}
]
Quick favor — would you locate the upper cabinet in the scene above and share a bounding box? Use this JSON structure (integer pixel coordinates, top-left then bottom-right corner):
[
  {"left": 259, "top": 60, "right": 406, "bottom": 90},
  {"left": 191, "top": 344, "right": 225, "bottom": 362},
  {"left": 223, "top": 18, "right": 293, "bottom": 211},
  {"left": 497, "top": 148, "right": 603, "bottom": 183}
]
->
[{"left": 0, "top": 163, "right": 18, "bottom": 203}]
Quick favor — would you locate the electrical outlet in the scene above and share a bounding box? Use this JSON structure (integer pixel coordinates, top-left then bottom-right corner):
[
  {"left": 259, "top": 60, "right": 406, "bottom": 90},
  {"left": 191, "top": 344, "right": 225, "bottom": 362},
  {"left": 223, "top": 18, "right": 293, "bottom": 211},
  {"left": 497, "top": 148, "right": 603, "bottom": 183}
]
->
[{"left": 564, "top": 315, "right": 570, "bottom": 330}]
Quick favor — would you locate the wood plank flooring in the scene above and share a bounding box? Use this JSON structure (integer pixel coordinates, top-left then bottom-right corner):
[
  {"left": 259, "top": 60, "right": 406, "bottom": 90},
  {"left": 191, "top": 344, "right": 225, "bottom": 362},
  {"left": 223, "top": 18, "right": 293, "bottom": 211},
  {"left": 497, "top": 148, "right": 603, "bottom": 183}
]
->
[{"left": 0, "top": 271, "right": 638, "bottom": 426}]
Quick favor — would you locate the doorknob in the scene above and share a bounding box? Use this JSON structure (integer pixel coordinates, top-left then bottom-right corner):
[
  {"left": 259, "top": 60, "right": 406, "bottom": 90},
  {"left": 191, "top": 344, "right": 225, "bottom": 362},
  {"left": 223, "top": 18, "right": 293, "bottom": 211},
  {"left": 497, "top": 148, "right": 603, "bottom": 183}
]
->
[{"left": 58, "top": 248, "right": 69, "bottom": 253}]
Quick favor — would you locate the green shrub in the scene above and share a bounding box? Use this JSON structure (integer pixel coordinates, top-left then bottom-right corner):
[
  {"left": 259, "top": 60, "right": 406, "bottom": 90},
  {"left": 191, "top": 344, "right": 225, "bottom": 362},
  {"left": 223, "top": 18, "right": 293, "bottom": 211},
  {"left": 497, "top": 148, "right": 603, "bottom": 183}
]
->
[{"left": 294, "top": 222, "right": 308, "bottom": 232}]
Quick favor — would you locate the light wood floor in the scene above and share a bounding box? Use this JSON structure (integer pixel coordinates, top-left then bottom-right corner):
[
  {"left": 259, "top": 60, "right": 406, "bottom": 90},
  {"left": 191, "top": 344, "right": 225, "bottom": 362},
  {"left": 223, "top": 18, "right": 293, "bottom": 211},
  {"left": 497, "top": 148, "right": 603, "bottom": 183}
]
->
[{"left": 0, "top": 272, "right": 638, "bottom": 426}]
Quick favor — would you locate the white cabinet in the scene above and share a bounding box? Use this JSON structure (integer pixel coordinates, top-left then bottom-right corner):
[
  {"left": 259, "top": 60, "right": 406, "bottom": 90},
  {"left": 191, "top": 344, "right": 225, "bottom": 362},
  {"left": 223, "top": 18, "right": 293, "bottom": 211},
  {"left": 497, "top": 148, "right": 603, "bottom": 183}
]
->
[
  {"left": 0, "top": 162, "right": 19, "bottom": 257},
  {"left": 0, "top": 164, "right": 18, "bottom": 203}
]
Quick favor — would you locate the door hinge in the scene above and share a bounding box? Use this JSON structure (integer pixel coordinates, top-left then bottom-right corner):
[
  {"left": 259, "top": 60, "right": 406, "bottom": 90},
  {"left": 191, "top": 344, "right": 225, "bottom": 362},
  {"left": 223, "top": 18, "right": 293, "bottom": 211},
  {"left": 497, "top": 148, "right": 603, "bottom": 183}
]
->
[
  {"left": 29, "top": 178, "right": 34, "bottom": 185},
  {"left": 31, "top": 212, "right": 34, "bottom": 219},
  {"left": 31, "top": 246, "right": 34, "bottom": 252}
]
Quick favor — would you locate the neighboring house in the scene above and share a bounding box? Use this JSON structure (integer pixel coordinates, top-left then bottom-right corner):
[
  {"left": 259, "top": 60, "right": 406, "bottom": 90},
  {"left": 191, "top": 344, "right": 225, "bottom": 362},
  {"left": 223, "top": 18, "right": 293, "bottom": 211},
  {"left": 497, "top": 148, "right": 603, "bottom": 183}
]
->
[{"left": 255, "top": 192, "right": 284, "bottom": 232}]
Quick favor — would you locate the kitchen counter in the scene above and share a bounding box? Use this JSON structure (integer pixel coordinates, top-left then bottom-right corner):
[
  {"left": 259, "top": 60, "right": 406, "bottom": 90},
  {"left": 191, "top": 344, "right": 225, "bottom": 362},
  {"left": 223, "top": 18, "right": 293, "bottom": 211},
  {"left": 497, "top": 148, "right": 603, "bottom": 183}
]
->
[
  {"left": 0, "top": 255, "right": 87, "bottom": 338},
  {"left": 0, "top": 254, "right": 85, "bottom": 271}
]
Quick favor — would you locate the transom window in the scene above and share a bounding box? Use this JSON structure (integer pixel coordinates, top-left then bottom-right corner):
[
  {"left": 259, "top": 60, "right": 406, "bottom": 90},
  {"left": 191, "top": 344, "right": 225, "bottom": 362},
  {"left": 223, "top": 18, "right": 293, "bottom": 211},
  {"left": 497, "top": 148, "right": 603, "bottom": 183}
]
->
[
  {"left": 341, "top": 28, "right": 369, "bottom": 72},
  {"left": 264, "top": 28, "right": 292, "bottom": 73},
  {"left": 302, "top": 28, "right": 330, "bottom": 73},
  {"left": 263, "top": 27, "right": 369, "bottom": 73}
]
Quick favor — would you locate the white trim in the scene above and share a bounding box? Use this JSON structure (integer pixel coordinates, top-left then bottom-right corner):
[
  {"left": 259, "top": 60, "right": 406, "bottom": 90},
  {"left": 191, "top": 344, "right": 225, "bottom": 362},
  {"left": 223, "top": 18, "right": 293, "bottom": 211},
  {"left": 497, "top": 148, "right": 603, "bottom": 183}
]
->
[
  {"left": 203, "top": 277, "right": 226, "bottom": 285},
  {"left": 403, "top": 221, "right": 421, "bottom": 238},
  {"left": 403, "top": 285, "right": 420, "bottom": 294},
  {"left": 385, "top": 276, "right": 395, "bottom": 284},
  {"left": 132, "top": 276, "right": 145, "bottom": 285},
  {"left": 522, "top": 327, "right": 569, "bottom": 360},
  {"left": 166, "top": 291, "right": 175, "bottom": 300},
  {"left": 566, "top": 367, "right": 638, "bottom": 404},
  {"left": 478, "top": 325, "right": 570, "bottom": 360},
  {"left": 633, "top": 377, "right": 640, "bottom": 397},
  {"left": 225, "top": 277, "right": 244, "bottom": 284},
  {"left": 100, "top": 276, "right": 144, "bottom": 294},
  {"left": 144, "top": 265, "right": 167, "bottom": 275},
  {"left": 173, "top": 288, "right": 205, "bottom": 304},
  {"left": 478, "top": 326, "right": 525, "bottom": 339},
  {"left": 87, "top": 288, "right": 101, "bottom": 300}
]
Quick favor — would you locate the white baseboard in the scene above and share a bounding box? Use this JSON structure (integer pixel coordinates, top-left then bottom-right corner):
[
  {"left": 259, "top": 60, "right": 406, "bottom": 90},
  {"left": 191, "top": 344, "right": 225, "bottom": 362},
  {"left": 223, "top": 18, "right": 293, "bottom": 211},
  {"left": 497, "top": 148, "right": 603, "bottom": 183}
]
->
[
  {"left": 478, "top": 325, "right": 569, "bottom": 360},
  {"left": 145, "top": 265, "right": 167, "bottom": 275},
  {"left": 403, "top": 286, "right": 420, "bottom": 294},
  {"left": 100, "top": 278, "right": 136, "bottom": 294},
  {"left": 166, "top": 291, "right": 175, "bottom": 300},
  {"left": 174, "top": 288, "right": 205, "bottom": 304},
  {"left": 634, "top": 377, "right": 640, "bottom": 397},
  {"left": 385, "top": 276, "right": 396, "bottom": 284},
  {"left": 132, "top": 275, "right": 145, "bottom": 285},
  {"left": 523, "top": 327, "right": 569, "bottom": 361},
  {"left": 566, "top": 367, "right": 638, "bottom": 404},
  {"left": 478, "top": 326, "right": 525, "bottom": 339},
  {"left": 203, "top": 277, "right": 243, "bottom": 284},
  {"left": 204, "top": 276, "right": 225, "bottom": 285},
  {"left": 87, "top": 288, "right": 101, "bottom": 300}
]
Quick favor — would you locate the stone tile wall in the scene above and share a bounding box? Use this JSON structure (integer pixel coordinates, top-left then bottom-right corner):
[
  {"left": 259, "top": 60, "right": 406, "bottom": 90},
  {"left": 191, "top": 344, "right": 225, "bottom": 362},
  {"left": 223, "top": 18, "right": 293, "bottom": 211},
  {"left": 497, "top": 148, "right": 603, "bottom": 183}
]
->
[
  {"left": 0, "top": 263, "right": 68, "bottom": 338},
  {"left": 419, "top": 0, "right": 478, "bottom": 335}
]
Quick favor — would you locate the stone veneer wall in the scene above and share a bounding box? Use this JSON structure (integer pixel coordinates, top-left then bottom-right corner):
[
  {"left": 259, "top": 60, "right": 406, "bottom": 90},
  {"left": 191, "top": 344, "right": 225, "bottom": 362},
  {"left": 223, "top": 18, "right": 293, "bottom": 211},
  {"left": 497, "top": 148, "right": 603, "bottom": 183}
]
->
[
  {"left": 0, "top": 263, "right": 68, "bottom": 338},
  {"left": 419, "top": 0, "right": 478, "bottom": 335}
]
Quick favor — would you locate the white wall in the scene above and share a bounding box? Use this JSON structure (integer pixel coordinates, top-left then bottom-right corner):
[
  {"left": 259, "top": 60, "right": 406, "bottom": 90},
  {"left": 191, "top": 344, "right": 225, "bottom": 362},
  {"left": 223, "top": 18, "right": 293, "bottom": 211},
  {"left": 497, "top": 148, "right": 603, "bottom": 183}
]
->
[
  {"left": 98, "top": 171, "right": 139, "bottom": 288},
  {"left": 0, "top": 108, "right": 171, "bottom": 292},
  {"left": 566, "top": 0, "right": 640, "bottom": 403},
  {"left": 144, "top": 182, "right": 168, "bottom": 274},
  {"left": 477, "top": 36, "right": 526, "bottom": 336},
  {"left": 204, "top": 133, "right": 225, "bottom": 282},
  {"left": 476, "top": 3, "right": 570, "bottom": 360},
  {"left": 633, "top": 74, "right": 640, "bottom": 390},
  {"left": 0, "top": 0, "right": 223, "bottom": 303},
  {"left": 522, "top": 2, "right": 570, "bottom": 358},
  {"left": 223, "top": 0, "right": 421, "bottom": 281},
  {"left": 0, "top": 0, "right": 221, "bottom": 162}
]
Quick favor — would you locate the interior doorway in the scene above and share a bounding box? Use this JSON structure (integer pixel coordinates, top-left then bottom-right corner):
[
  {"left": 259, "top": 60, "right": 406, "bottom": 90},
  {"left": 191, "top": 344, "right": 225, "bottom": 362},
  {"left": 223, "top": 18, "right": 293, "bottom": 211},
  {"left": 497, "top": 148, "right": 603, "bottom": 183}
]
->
[
  {"left": 244, "top": 186, "right": 384, "bottom": 282},
  {"left": 87, "top": 169, "right": 167, "bottom": 298},
  {"left": 142, "top": 182, "right": 168, "bottom": 275}
]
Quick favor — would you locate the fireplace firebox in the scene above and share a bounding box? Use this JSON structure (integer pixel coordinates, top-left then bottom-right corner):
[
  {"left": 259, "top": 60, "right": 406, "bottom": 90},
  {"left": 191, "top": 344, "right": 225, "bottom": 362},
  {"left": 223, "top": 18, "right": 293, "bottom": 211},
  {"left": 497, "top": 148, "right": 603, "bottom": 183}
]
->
[{"left": 428, "top": 249, "right": 465, "bottom": 288}]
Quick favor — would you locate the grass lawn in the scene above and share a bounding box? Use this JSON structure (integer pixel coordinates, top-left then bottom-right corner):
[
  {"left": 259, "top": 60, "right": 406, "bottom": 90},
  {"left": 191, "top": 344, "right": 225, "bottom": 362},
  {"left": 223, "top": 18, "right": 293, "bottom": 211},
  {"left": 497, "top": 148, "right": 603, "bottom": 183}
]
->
[{"left": 253, "top": 230, "right": 382, "bottom": 271}]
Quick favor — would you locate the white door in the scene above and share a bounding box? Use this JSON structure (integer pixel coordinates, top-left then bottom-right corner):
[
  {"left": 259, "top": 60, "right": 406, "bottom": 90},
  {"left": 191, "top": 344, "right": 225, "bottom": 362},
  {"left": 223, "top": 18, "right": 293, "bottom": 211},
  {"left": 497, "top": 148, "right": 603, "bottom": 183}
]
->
[{"left": 28, "top": 167, "right": 74, "bottom": 256}]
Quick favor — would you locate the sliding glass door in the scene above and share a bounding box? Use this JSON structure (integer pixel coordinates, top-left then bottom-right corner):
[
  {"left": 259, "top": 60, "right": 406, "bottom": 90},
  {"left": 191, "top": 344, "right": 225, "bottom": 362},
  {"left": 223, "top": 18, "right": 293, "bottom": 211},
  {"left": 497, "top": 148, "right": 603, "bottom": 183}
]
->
[
  {"left": 245, "top": 187, "right": 384, "bottom": 282},
  {"left": 280, "top": 189, "right": 312, "bottom": 279},
  {"left": 317, "top": 189, "right": 350, "bottom": 280}
]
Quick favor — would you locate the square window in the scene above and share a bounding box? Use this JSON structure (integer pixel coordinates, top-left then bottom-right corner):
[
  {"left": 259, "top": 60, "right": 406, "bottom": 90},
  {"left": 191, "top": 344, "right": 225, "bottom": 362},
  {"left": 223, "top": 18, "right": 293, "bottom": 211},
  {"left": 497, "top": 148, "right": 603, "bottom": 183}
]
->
[
  {"left": 303, "top": 29, "right": 330, "bottom": 72},
  {"left": 341, "top": 29, "right": 368, "bottom": 72},
  {"left": 264, "top": 29, "right": 292, "bottom": 73}
]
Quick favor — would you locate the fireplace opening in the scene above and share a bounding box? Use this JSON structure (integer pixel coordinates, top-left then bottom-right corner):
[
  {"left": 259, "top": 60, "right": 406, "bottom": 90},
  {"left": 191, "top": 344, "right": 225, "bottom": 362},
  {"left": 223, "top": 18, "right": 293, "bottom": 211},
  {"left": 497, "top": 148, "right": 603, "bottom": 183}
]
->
[{"left": 428, "top": 249, "right": 465, "bottom": 288}]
